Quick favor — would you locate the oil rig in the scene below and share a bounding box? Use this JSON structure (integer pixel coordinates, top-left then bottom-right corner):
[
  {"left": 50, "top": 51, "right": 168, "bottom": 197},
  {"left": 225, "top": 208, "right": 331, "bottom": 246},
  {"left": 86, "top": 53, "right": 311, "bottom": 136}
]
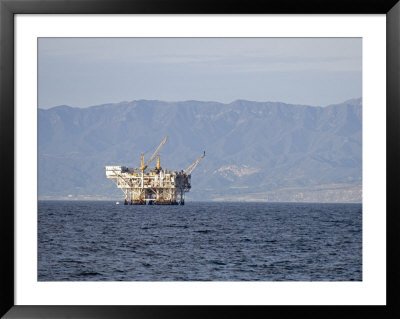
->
[{"left": 104, "top": 136, "right": 205, "bottom": 205}]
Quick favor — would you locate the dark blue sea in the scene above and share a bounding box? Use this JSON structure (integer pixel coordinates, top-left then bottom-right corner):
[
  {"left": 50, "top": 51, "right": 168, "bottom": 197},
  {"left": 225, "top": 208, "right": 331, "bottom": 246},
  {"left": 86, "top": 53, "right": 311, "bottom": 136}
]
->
[{"left": 38, "top": 201, "right": 362, "bottom": 281}]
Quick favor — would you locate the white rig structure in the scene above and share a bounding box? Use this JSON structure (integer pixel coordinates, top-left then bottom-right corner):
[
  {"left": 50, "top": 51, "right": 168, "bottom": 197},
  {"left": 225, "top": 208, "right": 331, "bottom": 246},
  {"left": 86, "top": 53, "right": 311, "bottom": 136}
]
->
[{"left": 105, "top": 136, "right": 205, "bottom": 205}]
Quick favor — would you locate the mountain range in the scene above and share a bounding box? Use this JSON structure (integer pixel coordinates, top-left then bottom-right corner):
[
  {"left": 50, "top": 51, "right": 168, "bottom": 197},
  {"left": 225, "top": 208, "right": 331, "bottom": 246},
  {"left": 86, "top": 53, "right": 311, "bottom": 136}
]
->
[{"left": 38, "top": 98, "right": 362, "bottom": 202}]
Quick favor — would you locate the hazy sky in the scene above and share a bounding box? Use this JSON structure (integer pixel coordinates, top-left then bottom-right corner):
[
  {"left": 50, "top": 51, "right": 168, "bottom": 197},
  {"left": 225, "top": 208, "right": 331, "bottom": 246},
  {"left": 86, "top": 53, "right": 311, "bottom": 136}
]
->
[{"left": 38, "top": 38, "right": 362, "bottom": 109}]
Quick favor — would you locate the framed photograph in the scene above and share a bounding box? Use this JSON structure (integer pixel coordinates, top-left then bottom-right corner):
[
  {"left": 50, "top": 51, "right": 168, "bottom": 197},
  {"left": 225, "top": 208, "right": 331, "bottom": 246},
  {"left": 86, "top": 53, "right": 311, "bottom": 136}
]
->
[{"left": 1, "top": 0, "right": 399, "bottom": 318}]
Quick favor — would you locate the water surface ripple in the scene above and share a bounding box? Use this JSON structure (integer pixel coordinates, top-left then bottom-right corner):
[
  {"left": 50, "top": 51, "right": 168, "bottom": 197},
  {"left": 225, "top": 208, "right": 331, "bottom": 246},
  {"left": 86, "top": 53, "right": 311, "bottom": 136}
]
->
[{"left": 38, "top": 201, "right": 362, "bottom": 281}]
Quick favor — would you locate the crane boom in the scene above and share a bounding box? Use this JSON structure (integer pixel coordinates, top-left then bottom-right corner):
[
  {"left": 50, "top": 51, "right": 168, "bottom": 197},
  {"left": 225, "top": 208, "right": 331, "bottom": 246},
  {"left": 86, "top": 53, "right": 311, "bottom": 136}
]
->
[
  {"left": 140, "top": 136, "right": 168, "bottom": 172},
  {"left": 183, "top": 151, "right": 205, "bottom": 175}
]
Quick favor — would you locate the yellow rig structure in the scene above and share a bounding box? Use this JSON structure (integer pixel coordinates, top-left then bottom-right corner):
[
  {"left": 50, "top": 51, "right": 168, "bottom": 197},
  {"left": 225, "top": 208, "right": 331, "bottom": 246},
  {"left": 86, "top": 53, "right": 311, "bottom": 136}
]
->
[{"left": 104, "top": 136, "right": 205, "bottom": 205}]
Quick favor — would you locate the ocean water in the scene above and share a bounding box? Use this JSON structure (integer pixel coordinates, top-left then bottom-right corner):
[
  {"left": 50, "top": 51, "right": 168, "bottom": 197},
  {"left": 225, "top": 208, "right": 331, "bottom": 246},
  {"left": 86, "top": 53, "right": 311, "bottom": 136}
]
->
[{"left": 38, "top": 201, "right": 362, "bottom": 281}]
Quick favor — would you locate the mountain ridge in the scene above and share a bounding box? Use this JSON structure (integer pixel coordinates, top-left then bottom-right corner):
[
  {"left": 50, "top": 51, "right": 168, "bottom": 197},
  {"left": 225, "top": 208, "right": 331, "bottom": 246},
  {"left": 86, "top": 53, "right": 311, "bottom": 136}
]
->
[
  {"left": 38, "top": 98, "right": 362, "bottom": 202},
  {"left": 40, "top": 97, "right": 362, "bottom": 111}
]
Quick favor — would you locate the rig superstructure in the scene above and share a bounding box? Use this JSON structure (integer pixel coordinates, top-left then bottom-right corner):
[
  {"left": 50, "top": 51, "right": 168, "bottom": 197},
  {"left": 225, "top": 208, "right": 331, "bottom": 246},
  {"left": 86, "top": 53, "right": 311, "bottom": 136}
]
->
[{"left": 104, "top": 136, "right": 205, "bottom": 205}]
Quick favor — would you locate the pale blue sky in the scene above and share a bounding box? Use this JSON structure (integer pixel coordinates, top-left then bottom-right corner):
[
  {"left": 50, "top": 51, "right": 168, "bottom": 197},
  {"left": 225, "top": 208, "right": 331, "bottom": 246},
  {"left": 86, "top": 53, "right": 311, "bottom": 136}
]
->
[{"left": 38, "top": 38, "right": 362, "bottom": 109}]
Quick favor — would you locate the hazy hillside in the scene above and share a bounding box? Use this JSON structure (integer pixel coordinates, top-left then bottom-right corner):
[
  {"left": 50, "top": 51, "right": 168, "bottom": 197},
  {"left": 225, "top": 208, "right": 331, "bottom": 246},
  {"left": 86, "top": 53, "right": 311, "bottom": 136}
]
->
[{"left": 38, "top": 98, "right": 362, "bottom": 202}]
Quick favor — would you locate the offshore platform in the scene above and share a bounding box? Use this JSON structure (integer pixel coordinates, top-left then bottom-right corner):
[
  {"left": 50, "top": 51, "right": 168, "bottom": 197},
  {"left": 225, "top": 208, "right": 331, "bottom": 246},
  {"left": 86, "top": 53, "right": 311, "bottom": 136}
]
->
[{"left": 104, "top": 136, "right": 205, "bottom": 205}]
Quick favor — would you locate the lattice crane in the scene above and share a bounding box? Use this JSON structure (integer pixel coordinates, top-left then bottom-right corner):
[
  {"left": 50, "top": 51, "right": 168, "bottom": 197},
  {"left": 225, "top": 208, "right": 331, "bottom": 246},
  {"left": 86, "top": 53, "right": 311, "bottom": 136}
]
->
[
  {"left": 138, "top": 136, "right": 168, "bottom": 173},
  {"left": 183, "top": 151, "right": 205, "bottom": 175}
]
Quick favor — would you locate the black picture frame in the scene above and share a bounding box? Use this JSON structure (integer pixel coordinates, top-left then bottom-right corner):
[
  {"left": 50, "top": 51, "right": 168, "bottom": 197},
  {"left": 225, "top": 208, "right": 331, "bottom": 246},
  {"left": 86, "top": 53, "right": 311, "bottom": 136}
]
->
[{"left": 1, "top": 0, "right": 399, "bottom": 318}]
